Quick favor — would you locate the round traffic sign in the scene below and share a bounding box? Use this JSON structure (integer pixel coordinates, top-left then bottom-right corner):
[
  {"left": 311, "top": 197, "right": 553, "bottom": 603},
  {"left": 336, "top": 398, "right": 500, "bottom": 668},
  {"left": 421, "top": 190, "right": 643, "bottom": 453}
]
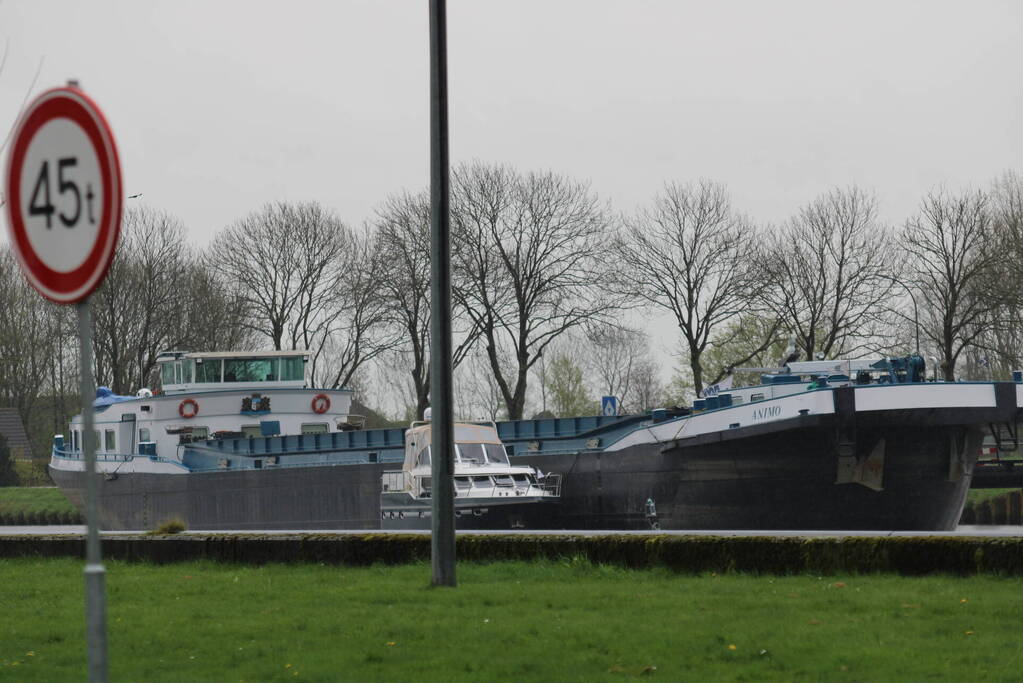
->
[{"left": 4, "top": 86, "right": 123, "bottom": 304}]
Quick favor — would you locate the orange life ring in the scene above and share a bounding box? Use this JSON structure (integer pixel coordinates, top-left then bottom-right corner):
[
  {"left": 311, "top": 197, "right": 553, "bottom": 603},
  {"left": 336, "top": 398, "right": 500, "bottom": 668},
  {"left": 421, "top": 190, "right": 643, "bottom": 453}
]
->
[
  {"left": 311, "top": 394, "right": 331, "bottom": 414},
  {"left": 179, "top": 398, "right": 199, "bottom": 419}
]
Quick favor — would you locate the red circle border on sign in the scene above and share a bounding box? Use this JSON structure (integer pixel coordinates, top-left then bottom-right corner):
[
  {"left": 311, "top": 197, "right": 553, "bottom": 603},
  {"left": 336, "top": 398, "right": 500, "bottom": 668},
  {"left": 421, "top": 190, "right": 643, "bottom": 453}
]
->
[{"left": 3, "top": 87, "right": 123, "bottom": 304}]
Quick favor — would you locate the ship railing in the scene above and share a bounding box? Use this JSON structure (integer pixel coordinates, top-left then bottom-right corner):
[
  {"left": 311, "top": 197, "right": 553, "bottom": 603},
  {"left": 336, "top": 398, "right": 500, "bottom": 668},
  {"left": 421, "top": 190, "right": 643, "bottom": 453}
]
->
[
  {"left": 51, "top": 447, "right": 191, "bottom": 471},
  {"left": 537, "top": 473, "right": 562, "bottom": 497},
  {"left": 381, "top": 469, "right": 410, "bottom": 493}
]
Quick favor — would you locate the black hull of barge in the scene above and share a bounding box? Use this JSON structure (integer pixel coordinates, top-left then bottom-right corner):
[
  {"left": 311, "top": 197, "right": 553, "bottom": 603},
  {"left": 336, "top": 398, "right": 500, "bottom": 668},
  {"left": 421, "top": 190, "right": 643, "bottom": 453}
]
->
[
  {"left": 49, "top": 463, "right": 389, "bottom": 531},
  {"left": 512, "top": 420, "right": 982, "bottom": 531},
  {"left": 51, "top": 415, "right": 984, "bottom": 532}
]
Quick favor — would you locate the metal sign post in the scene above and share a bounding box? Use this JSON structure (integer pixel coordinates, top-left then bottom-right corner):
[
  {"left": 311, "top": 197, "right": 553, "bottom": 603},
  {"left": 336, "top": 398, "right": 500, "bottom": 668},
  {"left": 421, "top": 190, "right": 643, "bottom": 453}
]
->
[
  {"left": 4, "top": 81, "right": 123, "bottom": 682},
  {"left": 77, "top": 300, "right": 107, "bottom": 682},
  {"left": 429, "top": 0, "right": 456, "bottom": 587}
]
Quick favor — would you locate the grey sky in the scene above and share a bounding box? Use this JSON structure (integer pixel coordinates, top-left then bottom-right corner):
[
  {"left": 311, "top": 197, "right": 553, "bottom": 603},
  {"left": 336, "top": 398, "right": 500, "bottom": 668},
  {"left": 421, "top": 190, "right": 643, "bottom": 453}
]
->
[{"left": 3, "top": 0, "right": 1021, "bottom": 248}]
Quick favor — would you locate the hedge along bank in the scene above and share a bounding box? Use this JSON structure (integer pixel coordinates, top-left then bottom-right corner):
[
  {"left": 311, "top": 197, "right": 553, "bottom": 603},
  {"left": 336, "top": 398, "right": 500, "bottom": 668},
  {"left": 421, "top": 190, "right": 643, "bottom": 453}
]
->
[{"left": 3, "top": 533, "right": 1023, "bottom": 575}]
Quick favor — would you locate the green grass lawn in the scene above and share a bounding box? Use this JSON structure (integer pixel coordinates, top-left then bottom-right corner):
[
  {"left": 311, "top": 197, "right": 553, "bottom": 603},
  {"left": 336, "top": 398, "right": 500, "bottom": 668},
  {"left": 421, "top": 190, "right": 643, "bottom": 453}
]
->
[
  {"left": 1, "top": 559, "right": 1021, "bottom": 681},
  {"left": 0, "top": 487, "right": 78, "bottom": 521}
]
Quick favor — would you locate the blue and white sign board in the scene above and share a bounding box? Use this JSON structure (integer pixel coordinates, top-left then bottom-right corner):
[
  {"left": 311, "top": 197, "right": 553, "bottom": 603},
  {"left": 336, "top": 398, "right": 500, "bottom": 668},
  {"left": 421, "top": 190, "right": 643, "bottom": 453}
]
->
[
  {"left": 601, "top": 396, "right": 618, "bottom": 416},
  {"left": 699, "top": 375, "right": 734, "bottom": 399}
]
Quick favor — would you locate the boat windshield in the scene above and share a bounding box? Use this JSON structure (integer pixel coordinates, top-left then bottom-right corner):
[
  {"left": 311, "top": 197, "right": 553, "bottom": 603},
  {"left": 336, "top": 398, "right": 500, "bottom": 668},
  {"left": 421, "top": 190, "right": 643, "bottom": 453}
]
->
[
  {"left": 457, "top": 442, "right": 509, "bottom": 465},
  {"left": 457, "top": 443, "right": 485, "bottom": 464},
  {"left": 485, "top": 443, "right": 509, "bottom": 465},
  {"left": 416, "top": 447, "right": 431, "bottom": 468}
]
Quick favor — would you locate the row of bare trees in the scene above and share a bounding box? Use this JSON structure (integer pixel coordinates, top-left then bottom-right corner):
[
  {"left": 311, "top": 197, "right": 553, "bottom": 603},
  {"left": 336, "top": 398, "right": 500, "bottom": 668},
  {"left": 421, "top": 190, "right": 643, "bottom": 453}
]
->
[{"left": 4, "top": 163, "right": 1023, "bottom": 457}]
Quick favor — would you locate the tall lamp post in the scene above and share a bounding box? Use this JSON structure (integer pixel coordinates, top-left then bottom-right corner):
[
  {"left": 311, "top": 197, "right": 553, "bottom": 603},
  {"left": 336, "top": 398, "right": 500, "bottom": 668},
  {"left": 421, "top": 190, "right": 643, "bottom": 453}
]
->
[
  {"left": 880, "top": 275, "right": 921, "bottom": 356},
  {"left": 428, "top": 0, "right": 456, "bottom": 587}
]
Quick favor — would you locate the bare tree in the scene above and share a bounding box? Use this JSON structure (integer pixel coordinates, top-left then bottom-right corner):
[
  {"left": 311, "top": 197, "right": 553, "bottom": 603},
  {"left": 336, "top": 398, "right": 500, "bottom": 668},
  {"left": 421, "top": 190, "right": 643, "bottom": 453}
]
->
[
  {"left": 452, "top": 162, "right": 623, "bottom": 420},
  {"left": 0, "top": 248, "right": 77, "bottom": 460},
  {"left": 211, "top": 202, "right": 346, "bottom": 350},
  {"left": 376, "top": 190, "right": 478, "bottom": 418},
  {"left": 455, "top": 347, "right": 509, "bottom": 422},
  {"left": 91, "top": 206, "right": 193, "bottom": 393},
  {"left": 0, "top": 249, "right": 60, "bottom": 416},
  {"left": 620, "top": 180, "right": 762, "bottom": 395},
  {"left": 210, "top": 201, "right": 397, "bottom": 389},
  {"left": 904, "top": 188, "right": 1006, "bottom": 380},
  {"left": 178, "top": 261, "right": 257, "bottom": 353},
  {"left": 976, "top": 172, "right": 1023, "bottom": 376},
  {"left": 629, "top": 357, "right": 665, "bottom": 412},
  {"left": 582, "top": 323, "right": 649, "bottom": 413},
  {"left": 310, "top": 226, "right": 401, "bottom": 390},
  {"left": 762, "top": 187, "right": 894, "bottom": 361}
]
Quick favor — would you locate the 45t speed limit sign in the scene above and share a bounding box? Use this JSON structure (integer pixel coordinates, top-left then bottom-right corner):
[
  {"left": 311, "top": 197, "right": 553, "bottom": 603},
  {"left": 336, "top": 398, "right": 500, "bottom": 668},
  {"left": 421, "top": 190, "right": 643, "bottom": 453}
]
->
[{"left": 4, "top": 86, "right": 123, "bottom": 303}]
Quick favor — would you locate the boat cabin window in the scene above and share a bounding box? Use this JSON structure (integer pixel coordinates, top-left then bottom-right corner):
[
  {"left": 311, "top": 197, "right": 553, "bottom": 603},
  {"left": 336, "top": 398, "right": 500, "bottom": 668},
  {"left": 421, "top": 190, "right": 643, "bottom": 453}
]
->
[
  {"left": 512, "top": 474, "right": 530, "bottom": 485},
  {"left": 161, "top": 363, "right": 175, "bottom": 388},
  {"left": 751, "top": 393, "right": 765, "bottom": 402},
  {"left": 241, "top": 425, "right": 262, "bottom": 439},
  {"left": 485, "top": 443, "right": 509, "bottom": 465},
  {"left": 191, "top": 427, "right": 209, "bottom": 440},
  {"left": 196, "top": 359, "right": 223, "bottom": 383},
  {"left": 454, "top": 477, "right": 471, "bottom": 490},
  {"left": 71, "top": 430, "right": 78, "bottom": 451},
  {"left": 494, "top": 475, "right": 514, "bottom": 487},
  {"left": 732, "top": 396, "right": 744, "bottom": 405},
  {"left": 471, "top": 476, "right": 492, "bottom": 488},
  {"left": 416, "top": 447, "right": 431, "bottom": 468},
  {"left": 104, "top": 430, "right": 116, "bottom": 452},
  {"left": 93, "top": 431, "right": 100, "bottom": 451},
  {"left": 224, "top": 359, "right": 277, "bottom": 383},
  {"left": 138, "top": 428, "right": 150, "bottom": 443},
  {"left": 301, "top": 423, "right": 328, "bottom": 435},
  {"left": 281, "top": 356, "right": 304, "bottom": 381},
  {"left": 457, "top": 443, "right": 485, "bottom": 464}
]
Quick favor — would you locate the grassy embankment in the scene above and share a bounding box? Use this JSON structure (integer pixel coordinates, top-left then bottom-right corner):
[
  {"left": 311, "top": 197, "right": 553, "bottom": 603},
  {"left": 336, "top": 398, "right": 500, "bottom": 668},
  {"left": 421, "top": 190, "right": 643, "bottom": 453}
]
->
[
  {"left": 0, "top": 487, "right": 80, "bottom": 525},
  {"left": 1, "top": 558, "right": 1022, "bottom": 681}
]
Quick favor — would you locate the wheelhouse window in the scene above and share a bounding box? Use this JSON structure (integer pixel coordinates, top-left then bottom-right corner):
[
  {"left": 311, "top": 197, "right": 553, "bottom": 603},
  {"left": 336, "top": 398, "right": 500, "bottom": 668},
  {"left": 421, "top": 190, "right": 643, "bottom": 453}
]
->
[
  {"left": 224, "top": 359, "right": 277, "bottom": 383},
  {"left": 457, "top": 443, "right": 485, "bottom": 464},
  {"left": 281, "top": 356, "right": 304, "bottom": 381},
  {"left": 485, "top": 444, "right": 509, "bottom": 465},
  {"left": 191, "top": 426, "right": 209, "bottom": 440},
  {"left": 160, "top": 363, "right": 174, "bottom": 387},
  {"left": 241, "top": 425, "right": 262, "bottom": 439},
  {"left": 138, "top": 428, "right": 150, "bottom": 443},
  {"left": 196, "top": 359, "right": 223, "bottom": 383},
  {"left": 104, "top": 430, "right": 116, "bottom": 452}
]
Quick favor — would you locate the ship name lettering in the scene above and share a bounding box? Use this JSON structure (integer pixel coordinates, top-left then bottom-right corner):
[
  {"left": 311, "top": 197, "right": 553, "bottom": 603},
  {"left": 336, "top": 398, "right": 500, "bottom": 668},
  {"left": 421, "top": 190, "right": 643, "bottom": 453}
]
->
[{"left": 752, "top": 405, "right": 782, "bottom": 421}]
